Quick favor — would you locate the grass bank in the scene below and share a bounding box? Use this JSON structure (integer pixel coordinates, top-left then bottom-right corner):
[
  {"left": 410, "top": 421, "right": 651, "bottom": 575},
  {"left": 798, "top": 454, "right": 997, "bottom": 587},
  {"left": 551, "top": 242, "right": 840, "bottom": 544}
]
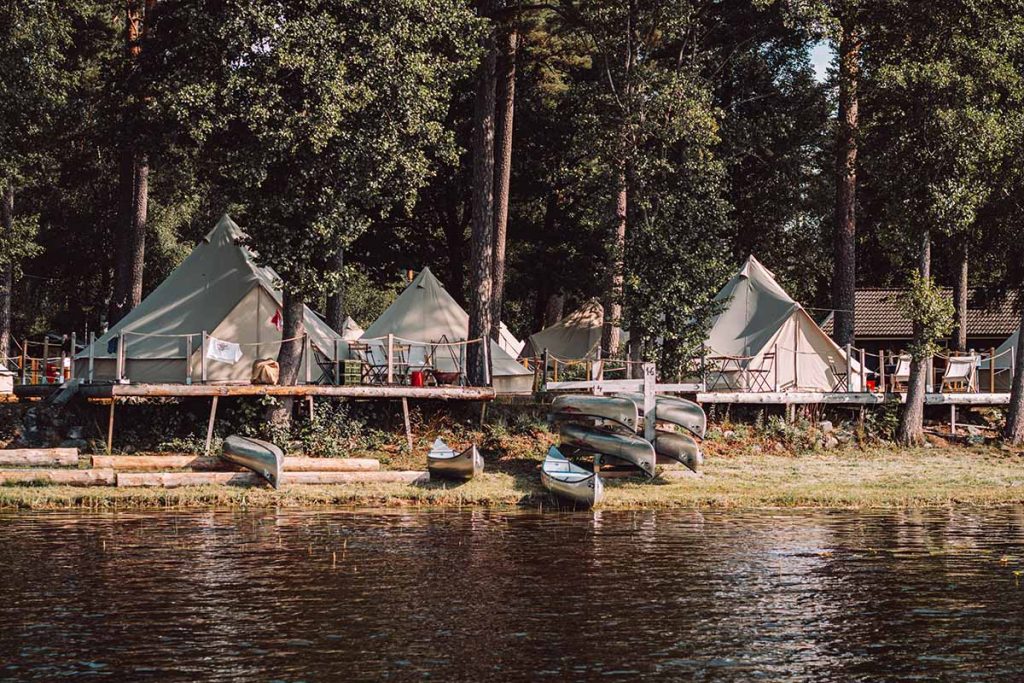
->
[{"left": 2, "top": 445, "right": 1024, "bottom": 511}]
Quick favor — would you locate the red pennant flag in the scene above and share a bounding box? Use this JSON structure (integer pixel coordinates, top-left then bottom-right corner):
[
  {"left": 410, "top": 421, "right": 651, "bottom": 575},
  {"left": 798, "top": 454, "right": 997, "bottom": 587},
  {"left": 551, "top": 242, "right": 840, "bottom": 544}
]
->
[{"left": 270, "top": 309, "right": 284, "bottom": 332}]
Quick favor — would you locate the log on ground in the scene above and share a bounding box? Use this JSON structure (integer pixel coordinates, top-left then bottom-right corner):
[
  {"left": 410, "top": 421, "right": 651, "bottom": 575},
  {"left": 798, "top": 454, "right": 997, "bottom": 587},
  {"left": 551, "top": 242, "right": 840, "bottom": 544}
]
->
[
  {"left": 0, "top": 468, "right": 114, "bottom": 486},
  {"left": 93, "top": 455, "right": 380, "bottom": 472},
  {"left": 116, "top": 470, "right": 428, "bottom": 488},
  {"left": 0, "top": 448, "right": 79, "bottom": 467}
]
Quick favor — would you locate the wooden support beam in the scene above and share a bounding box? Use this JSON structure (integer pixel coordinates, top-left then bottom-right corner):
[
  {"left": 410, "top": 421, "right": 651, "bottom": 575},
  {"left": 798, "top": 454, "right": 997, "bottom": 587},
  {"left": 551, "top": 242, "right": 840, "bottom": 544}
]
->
[
  {"left": 204, "top": 395, "right": 219, "bottom": 455},
  {"left": 106, "top": 398, "right": 116, "bottom": 455},
  {"left": 91, "top": 455, "right": 381, "bottom": 472},
  {"left": 116, "top": 469, "right": 429, "bottom": 488},
  {"left": 0, "top": 468, "right": 115, "bottom": 486},
  {"left": 950, "top": 404, "right": 957, "bottom": 436},
  {"left": 0, "top": 448, "right": 79, "bottom": 467},
  {"left": 402, "top": 397, "right": 413, "bottom": 451}
]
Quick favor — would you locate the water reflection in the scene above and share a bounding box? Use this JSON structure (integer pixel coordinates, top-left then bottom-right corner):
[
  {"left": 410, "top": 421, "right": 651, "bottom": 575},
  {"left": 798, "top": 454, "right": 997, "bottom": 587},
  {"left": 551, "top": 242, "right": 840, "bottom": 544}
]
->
[{"left": 1, "top": 508, "right": 1022, "bottom": 680}]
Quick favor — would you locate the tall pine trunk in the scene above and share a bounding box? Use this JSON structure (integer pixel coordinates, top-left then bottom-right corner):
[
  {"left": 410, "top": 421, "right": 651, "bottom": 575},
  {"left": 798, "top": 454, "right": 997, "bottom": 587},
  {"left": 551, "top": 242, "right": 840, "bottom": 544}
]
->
[
  {"left": 267, "top": 290, "right": 306, "bottom": 427},
  {"left": 601, "top": 168, "right": 627, "bottom": 357},
  {"left": 897, "top": 231, "right": 931, "bottom": 446},
  {"left": 831, "top": 17, "right": 860, "bottom": 347},
  {"left": 489, "top": 23, "right": 517, "bottom": 341},
  {"left": 950, "top": 242, "right": 968, "bottom": 352},
  {"left": 1004, "top": 307, "right": 1024, "bottom": 443},
  {"left": 0, "top": 184, "right": 13, "bottom": 362},
  {"left": 466, "top": 15, "right": 497, "bottom": 386},
  {"left": 326, "top": 247, "right": 345, "bottom": 332},
  {"left": 109, "top": 1, "right": 151, "bottom": 325}
]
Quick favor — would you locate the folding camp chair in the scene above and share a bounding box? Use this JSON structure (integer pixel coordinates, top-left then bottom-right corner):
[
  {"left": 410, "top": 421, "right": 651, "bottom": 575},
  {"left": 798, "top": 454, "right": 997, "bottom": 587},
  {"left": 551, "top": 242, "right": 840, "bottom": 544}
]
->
[
  {"left": 828, "top": 355, "right": 849, "bottom": 392},
  {"left": 348, "top": 342, "right": 385, "bottom": 384},
  {"left": 890, "top": 354, "right": 912, "bottom": 392},
  {"left": 747, "top": 351, "right": 776, "bottom": 392},
  {"left": 311, "top": 343, "right": 338, "bottom": 385},
  {"left": 940, "top": 354, "right": 978, "bottom": 393}
]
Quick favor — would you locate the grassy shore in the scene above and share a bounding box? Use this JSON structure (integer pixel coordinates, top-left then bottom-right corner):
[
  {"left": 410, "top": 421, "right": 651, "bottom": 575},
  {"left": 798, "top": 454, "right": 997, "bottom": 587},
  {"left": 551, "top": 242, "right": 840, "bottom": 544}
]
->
[{"left": 2, "top": 444, "right": 1024, "bottom": 511}]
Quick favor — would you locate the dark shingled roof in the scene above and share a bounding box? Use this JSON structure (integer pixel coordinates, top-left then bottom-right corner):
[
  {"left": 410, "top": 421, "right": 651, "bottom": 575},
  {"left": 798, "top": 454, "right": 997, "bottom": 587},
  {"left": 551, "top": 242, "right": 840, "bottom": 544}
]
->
[{"left": 822, "top": 288, "right": 1019, "bottom": 339}]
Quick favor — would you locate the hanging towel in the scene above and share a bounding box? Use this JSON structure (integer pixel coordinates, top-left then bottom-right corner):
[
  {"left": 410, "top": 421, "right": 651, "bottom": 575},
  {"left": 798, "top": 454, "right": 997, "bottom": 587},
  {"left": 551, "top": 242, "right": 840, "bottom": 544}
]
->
[{"left": 207, "top": 337, "right": 243, "bottom": 364}]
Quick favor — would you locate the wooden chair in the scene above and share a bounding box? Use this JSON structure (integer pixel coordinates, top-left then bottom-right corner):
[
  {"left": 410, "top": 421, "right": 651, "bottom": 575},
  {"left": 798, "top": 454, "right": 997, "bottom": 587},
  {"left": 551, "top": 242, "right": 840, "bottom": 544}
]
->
[
  {"left": 828, "top": 355, "right": 849, "bottom": 392},
  {"left": 891, "top": 354, "right": 912, "bottom": 392},
  {"left": 348, "top": 342, "right": 385, "bottom": 384},
  {"left": 940, "top": 354, "right": 978, "bottom": 393},
  {"left": 747, "top": 351, "right": 776, "bottom": 392}
]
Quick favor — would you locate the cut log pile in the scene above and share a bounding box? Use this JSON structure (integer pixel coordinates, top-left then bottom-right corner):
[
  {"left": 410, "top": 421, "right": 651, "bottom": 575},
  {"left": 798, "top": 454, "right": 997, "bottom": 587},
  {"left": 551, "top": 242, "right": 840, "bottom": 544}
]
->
[{"left": 0, "top": 448, "right": 428, "bottom": 488}]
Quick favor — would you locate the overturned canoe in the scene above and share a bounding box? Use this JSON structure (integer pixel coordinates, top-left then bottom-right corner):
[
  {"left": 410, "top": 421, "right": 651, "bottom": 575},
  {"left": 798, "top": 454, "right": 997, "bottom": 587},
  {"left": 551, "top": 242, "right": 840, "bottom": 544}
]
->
[
  {"left": 654, "top": 429, "right": 704, "bottom": 473},
  {"left": 549, "top": 395, "right": 638, "bottom": 431},
  {"left": 221, "top": 435, "right": 284, "bottom": 489},
  {"left": 427, "top": 438, "right": 484, "bottom": 481},
  {"left": 559, "top": 422, "right": 656, "bottom": 477},
  {"left": 541, "top": 446, "right": 604, "bottom": 507},
  {"left": 614, "top": 393, "right": 706, "bottom": 439}
]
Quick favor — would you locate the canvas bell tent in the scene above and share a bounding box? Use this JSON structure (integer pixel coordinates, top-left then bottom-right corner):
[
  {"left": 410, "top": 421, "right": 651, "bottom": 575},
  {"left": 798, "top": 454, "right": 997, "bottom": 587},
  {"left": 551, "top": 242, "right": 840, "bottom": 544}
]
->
[
  {"left": 360, "top": 267, "right": 533, "bottom": 394},
  {"left": 704, "top": 256, "right": 861, "bottom": 392},
  {"left": 520, "top": 298, "right": 627, "bottom": 363},
  {"left": 76, "top": 215, "right": 343, "bottom": 384},
  {"left": 978, "top": 330, "right": 1019, "bottom": 391},
  {"left": 340, "top": 316, "right": 364, "bottom": 341}
]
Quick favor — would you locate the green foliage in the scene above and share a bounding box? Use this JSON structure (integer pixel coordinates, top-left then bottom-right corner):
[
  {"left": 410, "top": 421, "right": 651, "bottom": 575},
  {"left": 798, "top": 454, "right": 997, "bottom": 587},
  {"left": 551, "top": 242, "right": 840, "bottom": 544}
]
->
[{"left": 899, "top": 272, "right": 954, "bottom": 360}]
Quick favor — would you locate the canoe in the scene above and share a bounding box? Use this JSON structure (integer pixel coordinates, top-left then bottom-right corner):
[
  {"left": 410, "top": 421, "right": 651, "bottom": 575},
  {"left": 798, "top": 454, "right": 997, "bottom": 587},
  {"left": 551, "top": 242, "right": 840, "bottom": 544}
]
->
[
  {"left": 654, "top": 429, "right": 704, "bottom": 473},
  {"left": 559, "top": 422, "right": 656, "bottom": 477},
  {"left": 221, "top": 435, "right": 284, "bottom": 489},
  {"left": 541, "top": 446, "right": 604, "bottom": 507},
  {"left": 427, "top": 438, "right": 484, "bottom": 481},
  {"left": 549, "top": 395, "right": 638, "bottom": 431},
  {"left": 613, "top": 393, "right": 706, "bottom": 438}
]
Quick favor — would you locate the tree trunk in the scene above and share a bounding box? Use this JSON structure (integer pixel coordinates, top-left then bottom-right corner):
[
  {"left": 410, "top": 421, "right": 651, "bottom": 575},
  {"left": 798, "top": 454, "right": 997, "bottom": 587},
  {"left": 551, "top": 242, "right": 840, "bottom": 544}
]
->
[
  {"left": 1004, "top": 308, "right": 1024, "bottom": 443},
  {"left": 326, "top": 247, "right": 345, "bottom": 332},
  {"left": 601, "top": 168, "right": 627, "bottom": 357},
  {"left": 109, "top": 1, "right": 150, "bottom": 325},
  {"left": 897, "top": 230, "right": 931, "bottom": 446},
  {"left": 465, "top": 15, "right": 497, "bottom": 386},
  {"left": 267, "top": 289, "right": 306, "bottom": 427},
  {"left": 490, "top": 23, "right": 517, "bottom": 341},
  {"left": 544, "top": 292, "right": 564, "bottom": 328},
  {"left": 950, "top": 242, "right": 968, "bottom": 352},
  {"left": 831, "top": 17, "right": 860, "bottom": 347},
  {"left": 0, "top": 183, "right": 13, "bottom": 362}
]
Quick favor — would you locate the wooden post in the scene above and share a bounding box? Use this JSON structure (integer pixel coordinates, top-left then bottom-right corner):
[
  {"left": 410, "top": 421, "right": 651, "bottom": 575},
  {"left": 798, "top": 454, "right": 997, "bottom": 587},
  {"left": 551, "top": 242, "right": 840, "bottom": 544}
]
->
[
  {"left": 185, "top": 334, "right": 193, "bottom": 385},
  {"left": 774, "top": 343, "right": 779, "bottom": 391},
  {"left": 990, "top": 346, "right": 996, "bottom": 393},
  {"left": 42, "top": 337, "right": 50, "bottom": 384},
  {"left": 879, "top": 349, "right": 886, "bottom": 393},
  {"left": 641, "top": 362, "right": 657, "bottom": 476},
  {"left": 201, "top": 331, "right": 208, "bottom": 383},
  {"left": 204, "top": 396, "right": 219, "bottom": 455},
  {"left": 304, "top": 334, "right": 312, "bottom": 384},
  {"left": 844, "top": 343, "right": 852, "bottom": 392},
  {"left": 950, "top": 404, "right": 956, "bottom": 436},
  {"left": 541, "top": 348, "right": 549, "bottom": 388},
  {"left": 87, "top": 332, "right": 95, "bottom": 383},
  {"left": 333, "top": 338, "right": 341, "bottom": 385},
  {"left": 106, "top": 398, "right": 116, "bottom": 455},
  {"left": 401, "top": 396, "right": 413, "bottom": 451},
  {"left": 69, "top": 332, "right": 76, "bottom": 381},
  {"left": 20, "top": 339, "right": 26, "bottom": 384},
  {"left": 859, "top": 347, "right": 866, "bottom": 392},
  {"left": 387, "top": 333, "right": 394, "bottom": 384},
  {"left": 116, "top": 332, "right": 126, "bottom": 382}
]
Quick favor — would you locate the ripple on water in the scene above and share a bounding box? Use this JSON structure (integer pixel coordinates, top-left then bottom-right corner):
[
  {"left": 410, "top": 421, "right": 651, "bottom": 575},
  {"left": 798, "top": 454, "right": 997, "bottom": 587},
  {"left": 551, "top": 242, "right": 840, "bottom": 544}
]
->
[{"left": 0, "top": 507, "right": 1023, "bottom": 681}]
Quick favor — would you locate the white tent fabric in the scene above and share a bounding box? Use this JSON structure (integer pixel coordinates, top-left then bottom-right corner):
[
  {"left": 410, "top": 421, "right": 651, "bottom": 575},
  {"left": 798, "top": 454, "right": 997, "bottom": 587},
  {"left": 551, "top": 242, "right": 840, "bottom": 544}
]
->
[
  {"left": 521, "top": 298, "right": 622, "bottom": 362},
  {"left": 340, "top": 316, "right": 364, "bottom": 341},
  {"left": 705, "top": 255, "right": 861, "bottom": 392},
  {"left": 978, "top": 331, "right": 1018, "bottom": 391},
  {"left": 76, "top": 215, "right": 343, "bottom": 384},
  {"left": 497, "top": 321, "right": 525, "bottom": 358},
  {"left": 360, "top": 267, "right": 532, "bottom": 394}
]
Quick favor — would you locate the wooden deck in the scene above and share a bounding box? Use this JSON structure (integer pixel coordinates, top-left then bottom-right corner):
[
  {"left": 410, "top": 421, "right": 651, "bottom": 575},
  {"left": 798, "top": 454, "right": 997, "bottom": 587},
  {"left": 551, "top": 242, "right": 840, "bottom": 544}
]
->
[
  {"left": 15, "top": 381, "right": 495, "bottom": 401},
  {"left": 697, "top": 391, "right": 1010, "bottom": 405}
]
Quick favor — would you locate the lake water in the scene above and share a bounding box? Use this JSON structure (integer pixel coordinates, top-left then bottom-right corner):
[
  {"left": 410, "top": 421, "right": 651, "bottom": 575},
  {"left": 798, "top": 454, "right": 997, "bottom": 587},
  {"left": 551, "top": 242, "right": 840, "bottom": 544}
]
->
[{"left": 1, "top": 507, "right": 1023, "bottom": 681}]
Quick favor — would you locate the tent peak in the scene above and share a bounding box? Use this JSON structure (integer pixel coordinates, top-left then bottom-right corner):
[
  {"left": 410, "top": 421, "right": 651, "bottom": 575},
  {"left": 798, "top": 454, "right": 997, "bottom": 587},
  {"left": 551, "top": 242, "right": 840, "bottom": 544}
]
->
[{"left": 204, "top": 213, "right": 247, "bottom": 244}]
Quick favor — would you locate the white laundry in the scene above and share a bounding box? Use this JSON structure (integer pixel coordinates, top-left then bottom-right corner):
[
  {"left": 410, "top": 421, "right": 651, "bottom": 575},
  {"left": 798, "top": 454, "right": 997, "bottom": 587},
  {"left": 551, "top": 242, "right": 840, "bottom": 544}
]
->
[{"left": 206, "top": 337, "right": 243, "bottom": 364}]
